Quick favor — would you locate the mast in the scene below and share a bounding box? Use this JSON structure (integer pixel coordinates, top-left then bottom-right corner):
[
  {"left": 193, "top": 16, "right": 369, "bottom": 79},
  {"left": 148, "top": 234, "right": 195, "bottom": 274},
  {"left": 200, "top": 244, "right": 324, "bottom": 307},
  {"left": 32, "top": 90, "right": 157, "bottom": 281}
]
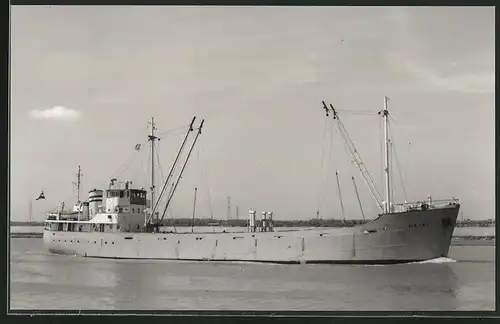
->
[
  {"left": 148, "top": 117, "right": 196, "bottom": 227},
  {"left": 73, "top": 165, "right": 83, "bottom": 221},
  {"left": 335, "top": 170, "right": 346, "bottom": 222},
  {"left": 322, "top": 101, "right": 384, "bottom": 212},
  {"left": 227, "top": 196, "right": 231, "bottom": 221},
  {"left": 148, "top": 117, "right": 158, "bottom": 226},
  {"left": 73, "top": 165, "right": 82, "bottom": 204},
  {"left": 381, "top": 96, "right": 391, "bottom": 214},
  {"left": 191, "top": 187, "right": 198, "bottom": 233}
]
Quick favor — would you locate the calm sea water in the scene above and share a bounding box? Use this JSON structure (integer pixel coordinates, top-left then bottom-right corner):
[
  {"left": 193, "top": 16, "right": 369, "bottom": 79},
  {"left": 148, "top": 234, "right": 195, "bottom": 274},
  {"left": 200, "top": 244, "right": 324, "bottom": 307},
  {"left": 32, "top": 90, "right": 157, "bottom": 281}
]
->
[{"left": 9, "top": 237, "right": 495, "bottom": 311}]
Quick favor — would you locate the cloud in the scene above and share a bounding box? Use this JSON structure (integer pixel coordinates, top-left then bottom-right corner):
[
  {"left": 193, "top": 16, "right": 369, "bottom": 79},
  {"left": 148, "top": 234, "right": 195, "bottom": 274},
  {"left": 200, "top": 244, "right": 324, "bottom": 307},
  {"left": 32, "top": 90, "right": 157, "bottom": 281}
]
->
[
  {"left": 29, "top": 106, "right": 82, "bottom": 121},
  {"left": 387, "top": 52, "right": 495, "bottom": 94}
]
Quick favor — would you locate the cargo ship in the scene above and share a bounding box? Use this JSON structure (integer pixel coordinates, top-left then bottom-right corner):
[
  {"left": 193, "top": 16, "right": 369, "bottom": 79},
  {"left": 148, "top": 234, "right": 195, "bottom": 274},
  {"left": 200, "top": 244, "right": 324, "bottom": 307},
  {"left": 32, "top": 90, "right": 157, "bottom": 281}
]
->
[{"left": 43, "top": 97, "right": 460, "bottom": 264}]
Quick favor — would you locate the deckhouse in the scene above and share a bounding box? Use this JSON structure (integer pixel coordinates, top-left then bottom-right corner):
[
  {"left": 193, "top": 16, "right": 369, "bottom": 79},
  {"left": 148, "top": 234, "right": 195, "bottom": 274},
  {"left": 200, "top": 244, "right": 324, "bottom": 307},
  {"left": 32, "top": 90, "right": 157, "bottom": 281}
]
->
[{"left": 45, "top": 179, "right": 150, "bottom": 234}]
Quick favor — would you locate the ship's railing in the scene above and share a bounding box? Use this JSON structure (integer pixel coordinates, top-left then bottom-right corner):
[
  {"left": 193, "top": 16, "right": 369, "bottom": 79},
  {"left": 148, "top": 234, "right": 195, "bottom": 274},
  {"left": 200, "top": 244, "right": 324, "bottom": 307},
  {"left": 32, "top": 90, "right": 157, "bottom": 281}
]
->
[{"left": 392, "top": 198, "right": 459, "bottom": 213}]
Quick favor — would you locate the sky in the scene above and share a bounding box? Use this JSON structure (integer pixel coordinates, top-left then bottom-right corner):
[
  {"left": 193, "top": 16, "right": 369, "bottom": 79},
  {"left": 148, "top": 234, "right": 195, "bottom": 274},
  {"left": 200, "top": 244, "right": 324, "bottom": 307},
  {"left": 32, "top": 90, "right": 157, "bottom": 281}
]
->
[{"left": 10, "top": 6, "right": 495, "bottom": 222}]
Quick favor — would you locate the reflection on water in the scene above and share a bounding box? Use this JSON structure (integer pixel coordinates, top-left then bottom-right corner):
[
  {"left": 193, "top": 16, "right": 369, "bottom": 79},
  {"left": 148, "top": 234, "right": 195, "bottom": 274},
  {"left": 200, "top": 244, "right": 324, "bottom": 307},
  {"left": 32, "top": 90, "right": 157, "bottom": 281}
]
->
[{"left": 9, "top": 238, "right": 495, "bottom": 311}]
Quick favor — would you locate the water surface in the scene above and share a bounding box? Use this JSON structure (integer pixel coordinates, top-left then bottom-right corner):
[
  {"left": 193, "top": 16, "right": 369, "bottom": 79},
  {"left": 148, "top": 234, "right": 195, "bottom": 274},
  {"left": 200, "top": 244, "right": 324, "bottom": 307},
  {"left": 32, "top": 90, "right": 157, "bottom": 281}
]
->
[{"left": 9, "top": 238, "right": 495, "bottom": 311}]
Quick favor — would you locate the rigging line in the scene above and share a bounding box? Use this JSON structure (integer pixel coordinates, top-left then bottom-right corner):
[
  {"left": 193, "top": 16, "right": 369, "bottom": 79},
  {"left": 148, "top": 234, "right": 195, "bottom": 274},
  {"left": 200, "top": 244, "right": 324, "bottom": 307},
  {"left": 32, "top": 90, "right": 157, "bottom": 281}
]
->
[
  {"left": 336, "top": 117, "right": 383, "bottom": 203},
  {"left": 168, "top": 183, "right": 177, "bottom": 233},
  {"left": 146, "top": 140, "right": 151, "bottom": 191},
  {"left": 111, "top": 147, "right": 139, "bottom": 178},
  {"left": 155, "top": 124, "right": 190, "bottom": 136},
  {"left": 115, "top": 144, "right": 145, "bottom": 178},
  {"left": 198, "top": 146, "right": 214, "bottom": 220},
  {"left": 156, "top": 129, "right": 190, "bottom": 141},
  {"left": 160, "top": 120, "right": 204, "bottom": 224},
  {"left": 379, "top": 116, "right": 384, "bottom": 192},
  {"left": 157, "top": 144, "right": 166, "bottom": 183},
  {"left": 320, "top": 122, "right": 335, "bottom": 213},
  {"left": 94, "top": 140, "right": 148, "bottom": 190},
  {"left": 336, "top": 109, "right": 378, "bottom": 114},
  {"left": 316, "top": 117, "right": 331, "bottom": 213},
  {"left": 335, "top": 111, "right": 379, "bottom": 116},
  {"left": 390, "top": 138, "right": 394, "bottom": 205},
  {"left": 195, "top": 146, "right": 206, "bottom": 218},
  {"left": 155, "top": 144, "right": 167, "bottom": 213},
  {"left": 114, "top": 140, "right": 149, "bottom": 175},
  {"left": 327, "top": 114, "right": 383, "bottom": 212},
  {"left": 388, "top": 122, "right": 408, "bottom": 202},
  {"left": 151, "top": 119, "right": 197, "bottom": 220},
  {"left": 157, "top": 130, "right": 188, "bottom": 140},
  {"left": 404, "top": 140, "right": 411, "bottom": 198},
  {"left": 89, "top": 122, "right": 149, "bottom": 189}
]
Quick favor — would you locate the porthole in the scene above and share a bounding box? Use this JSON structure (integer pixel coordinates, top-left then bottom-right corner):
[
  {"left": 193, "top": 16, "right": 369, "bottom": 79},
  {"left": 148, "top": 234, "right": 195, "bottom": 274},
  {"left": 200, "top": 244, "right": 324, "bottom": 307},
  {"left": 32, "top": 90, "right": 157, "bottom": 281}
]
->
[
  {"left": 112, "top": 242, "right": 114, "bottom": 244},
  {"left": 94, "top": 241, "right": 97, "bottom": 244},
  {"left": 105, "top": 242, "right": 107, "bottom": 244}
]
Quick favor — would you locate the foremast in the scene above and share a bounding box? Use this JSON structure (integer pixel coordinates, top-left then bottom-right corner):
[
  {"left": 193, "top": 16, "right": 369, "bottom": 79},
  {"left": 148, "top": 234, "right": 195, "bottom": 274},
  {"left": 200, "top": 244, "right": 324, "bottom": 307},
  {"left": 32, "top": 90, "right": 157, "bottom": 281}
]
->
[
  {"left": 322, "top": 101, "right": 384, "bottom": 212},
  {"left": 145, "top": 117, "right": 204, "bottom": 232},
  {"left": 379, "top": 96, "right": 392, "bottom": 214},
  {"left": 73, "top": 165, "right": 83, "bottom": 220},
  {"left": 322, "top": 96, "right": 394, "bottom": 214},
  {"left": 148, "top": 118, "right": 158, "bottom": 227},
  {"left": 73, "top": 165, "right": 83, "bottom": 205}
]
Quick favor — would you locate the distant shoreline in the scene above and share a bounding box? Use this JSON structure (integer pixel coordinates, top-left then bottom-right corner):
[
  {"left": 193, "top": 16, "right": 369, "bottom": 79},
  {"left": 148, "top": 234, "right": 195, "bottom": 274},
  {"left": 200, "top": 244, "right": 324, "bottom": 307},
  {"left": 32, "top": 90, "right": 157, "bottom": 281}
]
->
[{"left": 10, "top": 218, "right": 496, "bottom": 228}]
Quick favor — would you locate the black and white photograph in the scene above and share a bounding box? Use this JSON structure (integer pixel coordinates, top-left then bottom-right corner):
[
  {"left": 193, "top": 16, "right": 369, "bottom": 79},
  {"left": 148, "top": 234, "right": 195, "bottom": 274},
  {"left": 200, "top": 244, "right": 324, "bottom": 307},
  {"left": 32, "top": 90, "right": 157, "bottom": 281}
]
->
[{"left": 9, "top": 5, "right": 495, "bottom": 312}]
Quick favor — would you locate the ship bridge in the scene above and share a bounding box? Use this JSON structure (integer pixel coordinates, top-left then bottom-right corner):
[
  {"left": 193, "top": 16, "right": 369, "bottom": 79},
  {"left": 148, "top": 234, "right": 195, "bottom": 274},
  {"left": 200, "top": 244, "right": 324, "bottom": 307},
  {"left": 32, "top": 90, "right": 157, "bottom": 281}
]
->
[{"left": 105, "top": 188, "right": 147, "bottom": 213}]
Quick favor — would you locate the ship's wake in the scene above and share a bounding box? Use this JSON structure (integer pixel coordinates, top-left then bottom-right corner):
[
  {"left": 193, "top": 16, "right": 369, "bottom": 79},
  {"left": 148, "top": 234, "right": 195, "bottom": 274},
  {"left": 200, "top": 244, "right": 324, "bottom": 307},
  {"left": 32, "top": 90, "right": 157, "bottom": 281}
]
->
[
  {"left": 357, "top": 257, "right": 457, "bottom": 267},
  {"left": 411, "top": 257, "right": 456, "bottom": 264}
]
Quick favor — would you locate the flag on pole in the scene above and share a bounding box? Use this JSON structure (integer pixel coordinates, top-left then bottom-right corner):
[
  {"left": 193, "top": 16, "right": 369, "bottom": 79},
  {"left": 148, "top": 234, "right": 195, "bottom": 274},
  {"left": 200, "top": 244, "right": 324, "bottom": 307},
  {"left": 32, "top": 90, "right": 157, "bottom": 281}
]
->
[
  {"left": 36, "top": 191, "right": 45, "bottom": 200},
  {"left": 134, "top": 144, "right": 141, "bottom": 151}
]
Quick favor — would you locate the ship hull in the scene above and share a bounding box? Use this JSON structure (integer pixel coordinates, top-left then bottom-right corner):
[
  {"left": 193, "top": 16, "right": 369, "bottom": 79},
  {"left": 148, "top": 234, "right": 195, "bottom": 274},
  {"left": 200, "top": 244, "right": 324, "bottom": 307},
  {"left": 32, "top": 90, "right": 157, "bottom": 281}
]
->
[{"left": 43, "top": 206, "right": 459, "bottom": 264}]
